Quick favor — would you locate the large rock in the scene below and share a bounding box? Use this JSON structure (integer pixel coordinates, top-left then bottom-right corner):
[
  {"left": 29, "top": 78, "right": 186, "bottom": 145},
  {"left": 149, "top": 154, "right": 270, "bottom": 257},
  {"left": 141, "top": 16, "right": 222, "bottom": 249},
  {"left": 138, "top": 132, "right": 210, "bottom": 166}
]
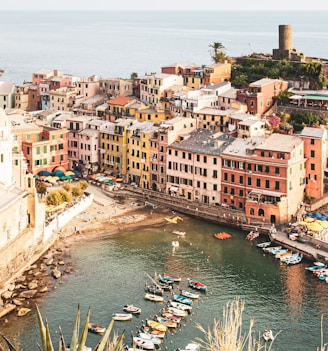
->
[
  {"left": 18, "top": 290, "right": 38, "bottom": 299},
  {"left": 1, "top": 291, "right": 12, "bottom": 300},
  {"left": 28, "top": 281, "right": 38, "bottom": 290}
]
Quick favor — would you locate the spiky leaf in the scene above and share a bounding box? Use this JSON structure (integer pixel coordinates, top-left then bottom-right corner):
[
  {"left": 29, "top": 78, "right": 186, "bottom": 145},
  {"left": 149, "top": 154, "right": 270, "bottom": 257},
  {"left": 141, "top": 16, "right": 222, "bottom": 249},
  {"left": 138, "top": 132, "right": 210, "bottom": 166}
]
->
[
  {"left": 36, "top": 304, "right": 47, "bottom": 351},
  {"left": 76, "top": 307, "right": 90, "bottom": 351},
  {"left": 70, "top": 304, "right": 81, "bottom": 351}
]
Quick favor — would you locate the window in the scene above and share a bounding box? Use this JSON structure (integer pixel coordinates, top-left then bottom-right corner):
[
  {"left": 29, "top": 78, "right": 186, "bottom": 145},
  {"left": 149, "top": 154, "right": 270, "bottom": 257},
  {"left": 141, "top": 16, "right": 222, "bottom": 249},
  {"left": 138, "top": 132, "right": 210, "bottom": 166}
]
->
[
  {"left": 265, "top": 180, "right": 270, "bottom": 188},
  {"left": 310, "top": 138, "right": 315, "bottom": 145},
  {"left": 275, "top": 181, "right": 280, "bottom": 190},
  {"left": 311, "top": 163, "right": 315, "bottom": 171},
  {"left": 213, "top": 170, "right": 218, "bottom": 178},
  {"left": 256, "top": 178, "right": 261, "bottom": 187},
  {"left": 247, "top": 177, "right": 252, "bottom": 186},
  {"left": 275, "top": 167, "right": 280, "bottom": 175},
  {"left": 310, "top": 150, "right": 315, "bottom": 157},
  {"left": 213, "top": 184, "right": 217, "bottom": 191},
  {"left": 213, "top": 158, "right": 217, "bottom": 165},
  {"left": 203, "top": 156, "right": 207, "bottom": 163},
  {"left": 239, "top": 189, "right": 243, "bottom": 196},
  {"left": 224, "top": 173, "right": 228, "bottom": 181},
  {"left": 239, "top": 176, "right": 243, "bottom": 184},
  {"left": 231, "top": 174, "right": 235, "bottom": 183},
  {"left": 36, "top": 147, "right": 40, "bottom": 155}
]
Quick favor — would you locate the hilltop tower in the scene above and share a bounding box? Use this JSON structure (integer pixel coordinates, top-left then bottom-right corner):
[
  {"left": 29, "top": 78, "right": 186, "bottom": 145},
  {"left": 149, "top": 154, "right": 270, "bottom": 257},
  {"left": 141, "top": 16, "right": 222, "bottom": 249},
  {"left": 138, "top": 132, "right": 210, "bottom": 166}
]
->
[{"left": 273, "top": 24, "right": 305, "bottom": 61}]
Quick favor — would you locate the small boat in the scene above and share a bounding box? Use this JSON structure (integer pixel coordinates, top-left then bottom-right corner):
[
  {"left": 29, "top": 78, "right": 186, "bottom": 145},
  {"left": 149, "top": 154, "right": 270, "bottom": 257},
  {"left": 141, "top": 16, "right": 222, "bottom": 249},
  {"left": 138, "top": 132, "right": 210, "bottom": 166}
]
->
[
  {"left": 282, "top": 253, "right": 302, "bottom": 265},
  {"left": 138, "top": 332, "right": 162, "bottom": 345},
  {"left": 146, "top": 319, "right": 168, "bottom": 332},
  {"left": 180, "top": 343, "right": 200, "bottom": 351},
  {"left": 158, "top": 281, "right": 172, "bottom": 290},
  {"left": 87, "top": 323, "right": 106, "bottom": 334},
  {"left": 188, "top": 279, "right": 207, "bottom": 292},
  {"left": 257, "top": 242, "right": 271, "bottom": 248},
  {"left": 173, "top": 294, "right": 193, "bottom": 306},
  {"left": 172, "top": 230, "right": 186, "bottom": 236},
  {"left": 306, "top": 262, "right": 327, "bottom": 271},
  {"left": 146, "top": 284, "right": 164, "bottom": 296},
  {"left": 262, "top": 329, "right": 274, "bottom": 341},
  {"left": 112, "top": 313, "right": 133, "bottom": 321},
  {"left": 144, "top": 293, "right": 164, "bottom": 302},
  {"left": 263, "top": 245, "right": 282, "bottom": 253},
  {"left": 270, "top": 248, "right": 288, "bottom": 256},
  {"left": 275, "top": 249, "right": 291, "bottom": 259},
  {"left": 155, "top": 315, "right": 178, "bottom": 328},
  {"left": 172, "top": 240, "right": 179, "bottom": 247},
  {"left": 140, "top": 326, "right": 166, "bottom": 338},
  {"left": 133, "top": 337, "right": 154, "bottom": 350},
  {"left": 161, "top": 310, "right": 182, "bottom": 323},
  {"left": 169, "top": 300, "right": 192, "bottom": 312},
  {"left": 163, "top": 273, "right": 182, "bottom": 282},
  {"left": 158, "top": 275, "right": 174, "bottom": 285},
  {"left": 123, "top": 304, "right": 141, "bottom": 314},
  {"left": 167, "top": 306, "right": 188, "bottom": 317},
  {"left": 214, "top": 232, "right": 232, "bottom": 240},
  {"left": 180, "top": 289, "right": 199, "bottom": 299},
  {"left": 245, "top": 230, "right": 259, "bottom": 241}
]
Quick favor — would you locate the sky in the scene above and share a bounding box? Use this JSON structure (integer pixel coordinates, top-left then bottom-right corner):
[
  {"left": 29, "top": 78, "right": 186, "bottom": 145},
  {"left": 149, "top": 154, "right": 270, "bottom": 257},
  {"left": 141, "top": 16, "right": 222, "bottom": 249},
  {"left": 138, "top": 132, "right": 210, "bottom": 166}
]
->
[{"left": 3, "top": 0, "right": 328, "bottom": 11}]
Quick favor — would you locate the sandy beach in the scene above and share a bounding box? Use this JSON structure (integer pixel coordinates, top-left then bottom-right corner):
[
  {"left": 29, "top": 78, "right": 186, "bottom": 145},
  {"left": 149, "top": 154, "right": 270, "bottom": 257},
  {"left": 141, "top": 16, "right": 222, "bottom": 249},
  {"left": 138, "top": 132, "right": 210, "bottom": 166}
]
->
[{"left": 59, "top": 185, "right": 172, "bottom": 244}]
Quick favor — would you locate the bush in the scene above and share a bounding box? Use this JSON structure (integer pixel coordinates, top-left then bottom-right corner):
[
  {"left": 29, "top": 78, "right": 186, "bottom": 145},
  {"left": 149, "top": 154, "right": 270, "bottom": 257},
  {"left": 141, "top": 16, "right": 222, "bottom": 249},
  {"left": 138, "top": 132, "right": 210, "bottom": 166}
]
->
[{"left": 46, "top": 190, "right": 64, "bottom": 206}]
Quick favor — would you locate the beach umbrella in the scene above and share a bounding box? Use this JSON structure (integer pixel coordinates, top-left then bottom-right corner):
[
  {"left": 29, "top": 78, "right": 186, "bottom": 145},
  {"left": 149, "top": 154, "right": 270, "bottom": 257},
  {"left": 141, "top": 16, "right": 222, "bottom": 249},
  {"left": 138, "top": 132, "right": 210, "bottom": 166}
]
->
[
  {"left": 38, "top": 170, "right": 51, "bottom": 176},
  {"left": 65, "top": 171, "right": 75, "bottom": 176},
  {"left": 52, "top": 170, "right": 65, "bottom": 177},
  {"left": 52, "top": 166, "right": 66, "bottom": 173},
  {"left": 39, "top": 176, "right": 47, "bottom": 181}
]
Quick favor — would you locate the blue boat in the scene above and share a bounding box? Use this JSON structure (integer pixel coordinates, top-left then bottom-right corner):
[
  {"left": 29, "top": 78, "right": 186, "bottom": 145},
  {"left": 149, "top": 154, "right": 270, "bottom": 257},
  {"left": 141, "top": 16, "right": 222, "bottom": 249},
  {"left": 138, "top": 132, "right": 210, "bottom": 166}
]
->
[
  {"left": 188, "top": 279, "right": 207, "bottom": 292},
  {"left": 158, "top": 275, "right": 174, "bottom": 285},
  {"left": 173, "top": 294, "right": 193, "bottom": 306}
]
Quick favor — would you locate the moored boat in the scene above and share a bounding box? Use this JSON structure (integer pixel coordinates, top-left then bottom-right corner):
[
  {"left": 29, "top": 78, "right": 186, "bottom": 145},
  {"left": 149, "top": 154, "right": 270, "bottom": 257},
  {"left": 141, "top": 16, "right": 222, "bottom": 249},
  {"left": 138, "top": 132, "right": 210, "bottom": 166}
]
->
[
  {"left": 169, "top": 300, "right": 192, "bottom": 312},
  {"left": 158, "top": 275, "right": 174, "bottom": 285},
  {"left": 172, "top": 294, "right": 193, "bottom": 305},
  {"left": 145, "top": 284, "right": 164, "bottom": 296},
  {"left": 144, "top": 293, "right": 164, "bottom": 302},
  {"left": 161, "top": 310, "right": 182, "bottom": 323},
  {"left": 256, "top": 241, "right": 271, "bottom": 248},
  {"left": 146, "top": 319, "right": 168, "bottom": 332},
  {"left": 141, "top": 326, "right": 166, "bottom": 338},
  {"left": 263, "top": 245, "right": 282, "bottom": 253},
  {"left": 123, "top": 304, "right": 141, "bottom": 314},
  {"left": 262, "top": 329, "right": 274, "bottom": 341},
  {"left": 172, "top": 230, "right": 186, "bottom": 236},
  {"left": 133, "top": 337, "right": 154, "bottom": 350},
  {"left": 167, "top": 306, "right": 188, "bottom": 317},
  {"left": 87, "top": 323, "right": 106, "bottom": 334},
  {"left": 112, "top": 313, "right": 133, "bottom": 321},
  {"left": 155, "top": 315, "right": 178, "bottom": 328},
  {"left": 188, "top": 279, "right": 207, "bottom": 292},
  {"left": 180, "top": 289, "right": 199, "bottom": 299},
  {"left": 163, "top": 273, "right": 182, "bottom": 282},
  {"left": 138, "top": 332, "right": 162, "bottom": 345}
]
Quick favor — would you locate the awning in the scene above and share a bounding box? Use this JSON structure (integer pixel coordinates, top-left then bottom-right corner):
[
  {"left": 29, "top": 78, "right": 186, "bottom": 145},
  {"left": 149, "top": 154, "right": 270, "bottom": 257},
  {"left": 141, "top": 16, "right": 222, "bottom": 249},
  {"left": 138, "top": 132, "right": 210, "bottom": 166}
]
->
[
  {"left": 250, "top": 189, "right": 284, "bottom": 197},
  {"left": 170, "top": 186, "right": 179, "bottom": 192}
]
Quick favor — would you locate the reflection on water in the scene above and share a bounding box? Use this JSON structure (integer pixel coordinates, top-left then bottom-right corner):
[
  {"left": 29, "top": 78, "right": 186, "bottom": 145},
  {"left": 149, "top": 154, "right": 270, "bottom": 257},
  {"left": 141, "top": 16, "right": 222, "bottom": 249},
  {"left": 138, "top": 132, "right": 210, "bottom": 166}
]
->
[{"left": 0, "top": 217, "right": 327, "bottom": 350}]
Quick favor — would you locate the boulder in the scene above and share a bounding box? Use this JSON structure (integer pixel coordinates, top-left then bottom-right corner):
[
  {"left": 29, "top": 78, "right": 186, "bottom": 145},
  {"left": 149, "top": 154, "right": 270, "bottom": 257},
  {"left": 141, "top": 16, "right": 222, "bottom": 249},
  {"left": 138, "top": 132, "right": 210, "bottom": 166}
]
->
[
  {"left": 1, "top": 291, "right": 12, "bottom": 300},
  {"left": 18, "top": 290, "right": 38, "bottom": 299},
  {"left": 52, "top": 268, "right": 61, "bottom": 279},
  {"left": 17, "top": 307, "right": 31, "bottom": 317},
  {"left": 28, "top": 281, "right": 38, "bottom": 290}
]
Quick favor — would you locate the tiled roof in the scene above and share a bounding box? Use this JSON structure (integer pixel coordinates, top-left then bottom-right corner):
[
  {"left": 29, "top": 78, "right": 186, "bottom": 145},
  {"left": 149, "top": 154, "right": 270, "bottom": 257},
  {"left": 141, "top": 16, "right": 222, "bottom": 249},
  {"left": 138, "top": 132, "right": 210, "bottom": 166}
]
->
[{"left": 109, "top": 96, "right": 135, "bottom": 106}]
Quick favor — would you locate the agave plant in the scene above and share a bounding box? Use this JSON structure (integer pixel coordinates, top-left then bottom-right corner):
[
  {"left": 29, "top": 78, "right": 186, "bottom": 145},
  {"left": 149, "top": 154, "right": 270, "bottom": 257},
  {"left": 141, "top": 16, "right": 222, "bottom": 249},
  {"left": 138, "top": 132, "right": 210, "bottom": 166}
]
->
[{"left": 0, "top": 304, "right": 126, "bottom": 351}]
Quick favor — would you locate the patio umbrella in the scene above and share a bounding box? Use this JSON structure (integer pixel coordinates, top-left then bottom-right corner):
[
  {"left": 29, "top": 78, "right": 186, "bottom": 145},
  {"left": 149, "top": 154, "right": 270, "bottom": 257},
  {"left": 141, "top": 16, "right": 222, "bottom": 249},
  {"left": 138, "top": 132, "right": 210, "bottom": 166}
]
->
[
  {"left": 39, "top": 176, "right": 47, "bottom": 181},
  {"left": 65, "top": 171, "right": 75, "bottom": 176},
  {"left": 38, "top": 170, "right": 51, "bottom": 176},
  {"left": 52, "top": 166, "right": 66, "bottom": 173},
  {"left": 52, "top": 170, "right": 65, "bottom": 177}
]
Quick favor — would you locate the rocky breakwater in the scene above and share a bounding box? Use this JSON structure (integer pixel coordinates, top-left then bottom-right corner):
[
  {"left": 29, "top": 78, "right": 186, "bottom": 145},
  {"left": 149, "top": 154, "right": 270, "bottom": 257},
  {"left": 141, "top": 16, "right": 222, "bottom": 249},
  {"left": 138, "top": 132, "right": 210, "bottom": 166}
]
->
[{"left": 0, "top": 242, "right": 75, "bottom": 320}]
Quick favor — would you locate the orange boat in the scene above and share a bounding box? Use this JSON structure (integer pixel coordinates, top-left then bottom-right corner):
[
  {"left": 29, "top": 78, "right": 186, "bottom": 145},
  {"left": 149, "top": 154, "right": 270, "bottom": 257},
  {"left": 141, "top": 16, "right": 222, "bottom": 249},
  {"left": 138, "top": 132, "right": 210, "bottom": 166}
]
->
[{"left": 214, "top": 232, "right": 232, "bottom": 240}]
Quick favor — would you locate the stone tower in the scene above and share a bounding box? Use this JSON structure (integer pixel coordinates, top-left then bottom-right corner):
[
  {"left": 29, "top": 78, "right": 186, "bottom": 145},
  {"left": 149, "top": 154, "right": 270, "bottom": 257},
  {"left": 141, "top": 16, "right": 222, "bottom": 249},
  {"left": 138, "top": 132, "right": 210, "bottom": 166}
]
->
[{"left": 279, "top": 24, "right": 292, "bottom": 52}]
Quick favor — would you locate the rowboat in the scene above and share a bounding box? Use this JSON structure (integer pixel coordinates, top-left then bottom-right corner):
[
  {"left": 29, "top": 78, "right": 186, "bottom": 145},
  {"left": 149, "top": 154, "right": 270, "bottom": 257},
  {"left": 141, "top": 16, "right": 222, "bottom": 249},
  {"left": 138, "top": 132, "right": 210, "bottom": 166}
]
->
[
  {"left": 173, "top": 294, "right": 193, "bottom": 305},
  {"left": 163, "top": 273, "right": 182, "bottom": 282},
  {"left": 158, "top": 275, "right": 174, "bottom": 285},
  {"left": 306, "top": 262, "right": 327, "bottom": 271},
  {"left": 87, "top": 323, "right": 106, "bottom": 334},
  {"left": 161, "top": 310, "right": 182, "bottom": 323},
  {"left": 123, "top": 304, "right": 141, "bottom": 314},
  {"left": 112, "top": 313, "right": 133, "bottom": 321},
  {"left": 256, "top": 242, "right": 271, "bottom": 248},
  {"left": 138, "top": 332, "right": 162, "bottom": 345},
  {"left": 144, "top": 293, "right": 164, "bottom": 302},
  {"left": 169, "top": 300, "right": 192, "bottom": 312},
  {"left": 146, "top": 319, "right": 168, "bottom": 332},
  {"left": 275, "top": 250, "right": 292, "bottom": 259},
  {"left": 133, "top": 337, "right": 154, "bottom": 350},
  {"left": 263, "top": 245, "right": 282, "bottom": 253},
  {"left": 180, "top": 289, "right": 199, "bottom": 299},
  {"left": 281, "top": 253, "right": 302, "bottom": 265},
  {"left": 270, "top": 248, "right": 288, "bottom": 256},
  {"left": 167, "top": 306, "right": 188, "bottom": 317},
  {"left": 245, "top": 230, "right": 259, "bottom": 241},
  {"left": 188, "top": 279, "right": 207, "bottom": 292},
  {"left": 155, "top": 315, "right": 178, "bottom": 328},
  {"left": 263, "top": 329, "right": 274, "bottom": 341},
  {"left": 172, "top": 230, "right": 186, "bottom": 236},
  {"left": 145, "top": 284, "right": 164, "bottom": 296},
  {"left": 141, "top": 326, "right": 166, "bottom": 338}
]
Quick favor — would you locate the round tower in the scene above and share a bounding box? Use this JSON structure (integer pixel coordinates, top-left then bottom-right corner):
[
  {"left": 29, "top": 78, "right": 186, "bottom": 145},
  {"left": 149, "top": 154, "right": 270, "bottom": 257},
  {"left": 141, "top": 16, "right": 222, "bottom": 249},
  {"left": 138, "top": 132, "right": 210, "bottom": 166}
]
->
[{"left": 279, "top": 24, "right": 292, "bottom": 51}]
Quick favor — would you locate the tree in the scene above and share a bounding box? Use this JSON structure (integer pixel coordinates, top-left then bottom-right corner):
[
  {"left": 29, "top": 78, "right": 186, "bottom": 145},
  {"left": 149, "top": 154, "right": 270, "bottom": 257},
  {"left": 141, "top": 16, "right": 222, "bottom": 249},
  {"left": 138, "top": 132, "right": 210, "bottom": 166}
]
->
[
  {"left": 130, "top": 72, "right": 138, "bottom": 80},
  {"left": 63, "top": 182, "right": 73, "bottom": 193},
  {"left": 36, "top": 182, "right": 47, "bottom": 198},
  {"left": 72, "top": 185, "right": 84, "bottom": 197},
  {"left": 78, "top": 180, "right": 89, "bottom": 191},
  {"left": 209, "top": 42, "right": 228, "bottom": 63},
  {"left": 46, "top": 190, "right": 64, "bottom": 206}
]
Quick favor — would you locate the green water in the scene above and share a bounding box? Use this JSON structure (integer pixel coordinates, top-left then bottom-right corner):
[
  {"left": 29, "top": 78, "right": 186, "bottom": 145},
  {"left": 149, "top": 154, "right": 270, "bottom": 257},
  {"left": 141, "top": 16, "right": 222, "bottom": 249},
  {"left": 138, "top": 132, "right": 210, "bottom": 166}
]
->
[{"left": 1, "top": 217, "right": 327, "bottom": 351}]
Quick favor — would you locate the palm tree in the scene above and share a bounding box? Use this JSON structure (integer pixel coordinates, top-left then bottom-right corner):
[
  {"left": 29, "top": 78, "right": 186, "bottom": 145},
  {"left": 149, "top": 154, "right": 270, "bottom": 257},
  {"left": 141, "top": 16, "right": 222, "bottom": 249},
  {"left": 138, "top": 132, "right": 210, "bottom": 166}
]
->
[{"left": 209, "top": 42, "right": 228, "bottom": 63}]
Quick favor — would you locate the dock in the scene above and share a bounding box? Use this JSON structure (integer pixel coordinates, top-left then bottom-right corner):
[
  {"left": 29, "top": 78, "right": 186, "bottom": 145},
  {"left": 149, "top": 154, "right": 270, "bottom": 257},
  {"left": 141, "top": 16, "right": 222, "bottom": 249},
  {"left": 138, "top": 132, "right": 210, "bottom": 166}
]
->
[{"left": 269, "top": 229, "right": 328, "bottom": 262}]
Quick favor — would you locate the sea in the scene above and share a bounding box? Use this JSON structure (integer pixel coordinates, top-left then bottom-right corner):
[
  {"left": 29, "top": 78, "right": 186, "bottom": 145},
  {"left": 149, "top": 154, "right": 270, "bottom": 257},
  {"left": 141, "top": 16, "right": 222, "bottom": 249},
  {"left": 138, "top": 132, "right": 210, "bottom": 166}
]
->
[
  {"left": 0, "top": 10, "right": 328, "bottom": 351},
  {"left": 0, "top": 10, "right": 328, "bottom": 85}
]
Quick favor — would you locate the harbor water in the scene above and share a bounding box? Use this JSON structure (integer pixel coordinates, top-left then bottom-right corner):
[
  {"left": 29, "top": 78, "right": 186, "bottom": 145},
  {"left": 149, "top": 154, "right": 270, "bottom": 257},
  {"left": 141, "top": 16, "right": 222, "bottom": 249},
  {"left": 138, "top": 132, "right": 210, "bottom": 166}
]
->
[{"left": 1, "top": 216, "right": 327, "bottom": 350}]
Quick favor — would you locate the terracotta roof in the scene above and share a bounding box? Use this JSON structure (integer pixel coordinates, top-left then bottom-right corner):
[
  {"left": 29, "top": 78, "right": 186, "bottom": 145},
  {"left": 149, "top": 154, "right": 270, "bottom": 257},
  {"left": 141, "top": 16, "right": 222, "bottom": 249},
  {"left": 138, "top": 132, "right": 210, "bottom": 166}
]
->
[{"left": 109, "top": 96, "right": 135, "bottom": 106}]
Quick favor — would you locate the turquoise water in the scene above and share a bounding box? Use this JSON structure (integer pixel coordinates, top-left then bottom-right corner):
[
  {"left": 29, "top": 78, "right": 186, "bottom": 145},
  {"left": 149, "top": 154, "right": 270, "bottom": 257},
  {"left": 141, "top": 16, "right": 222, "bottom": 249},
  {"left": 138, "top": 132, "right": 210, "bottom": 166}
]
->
[{"left": 1, "top": 216, "right": 327, "bottom": 350}]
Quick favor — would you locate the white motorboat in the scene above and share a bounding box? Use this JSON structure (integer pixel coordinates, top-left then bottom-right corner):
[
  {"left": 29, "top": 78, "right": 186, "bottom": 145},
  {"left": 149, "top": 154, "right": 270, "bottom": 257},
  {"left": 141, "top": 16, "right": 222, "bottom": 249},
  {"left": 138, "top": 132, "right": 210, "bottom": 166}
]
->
[
  {"left": 133, "top": 337, "right": 154, "bottom": 350},
  {"left": 144, "top": 293, "right": 164, "bottom": 302},
  {"left": 112, "top": 313, "right": 133, "bottom": 321}
]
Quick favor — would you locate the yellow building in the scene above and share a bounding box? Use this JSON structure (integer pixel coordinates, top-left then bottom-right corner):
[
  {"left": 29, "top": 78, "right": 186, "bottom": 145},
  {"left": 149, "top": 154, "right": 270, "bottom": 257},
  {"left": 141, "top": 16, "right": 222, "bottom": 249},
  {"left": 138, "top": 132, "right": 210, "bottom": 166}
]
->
[
  {"left": 126, "top": 121, "right": 158, "bottom": 188},
  {"left": 100, "top": 118, "right": 135, "bottom": 177},
  {"left": 135, "top": 106, "right": 171, "bottom": 123}
]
